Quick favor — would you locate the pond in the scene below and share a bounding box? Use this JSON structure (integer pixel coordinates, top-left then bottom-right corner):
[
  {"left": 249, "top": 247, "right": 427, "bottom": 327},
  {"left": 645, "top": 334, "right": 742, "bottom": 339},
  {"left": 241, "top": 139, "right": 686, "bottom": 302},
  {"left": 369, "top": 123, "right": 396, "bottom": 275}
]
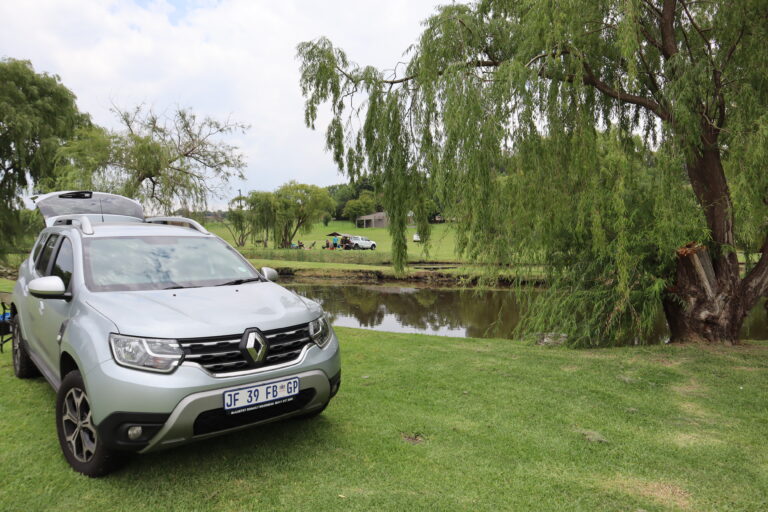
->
[{"left": 286, "top": 281, "right": 768, "bottom": 341}]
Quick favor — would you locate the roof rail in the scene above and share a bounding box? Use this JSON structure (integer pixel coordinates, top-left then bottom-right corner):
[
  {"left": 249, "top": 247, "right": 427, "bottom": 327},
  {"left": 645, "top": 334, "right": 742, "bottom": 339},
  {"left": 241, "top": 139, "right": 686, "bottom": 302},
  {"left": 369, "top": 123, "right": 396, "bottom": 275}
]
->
[
  {"left": 145, "top": 216, "right": 210, "bottom": 235},
  {"left": 52, "top": 215, "right": 94, "bottom": 235}
]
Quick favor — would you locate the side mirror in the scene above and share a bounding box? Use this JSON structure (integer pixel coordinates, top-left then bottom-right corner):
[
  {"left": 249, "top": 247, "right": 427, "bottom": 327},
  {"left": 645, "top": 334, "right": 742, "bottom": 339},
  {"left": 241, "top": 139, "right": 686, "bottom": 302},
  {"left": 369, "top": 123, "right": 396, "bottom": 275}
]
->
[
  {"left": 261, "top": 267, "right": 279, "bottom": 282},
  {"left": 29, "top": 276, "right": 70, "bottom": 300}
]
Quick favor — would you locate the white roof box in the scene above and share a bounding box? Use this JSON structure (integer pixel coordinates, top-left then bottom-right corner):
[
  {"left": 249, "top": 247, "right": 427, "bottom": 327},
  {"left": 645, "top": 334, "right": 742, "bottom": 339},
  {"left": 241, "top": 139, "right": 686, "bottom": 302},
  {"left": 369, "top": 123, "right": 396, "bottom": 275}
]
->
[{"left": 35, "top": 191, "right": 144, "bottom": 227}]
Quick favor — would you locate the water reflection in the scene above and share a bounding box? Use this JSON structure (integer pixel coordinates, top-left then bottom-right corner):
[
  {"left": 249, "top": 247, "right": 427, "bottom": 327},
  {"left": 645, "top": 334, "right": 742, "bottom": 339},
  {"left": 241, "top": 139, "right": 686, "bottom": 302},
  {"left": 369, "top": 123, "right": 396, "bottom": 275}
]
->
[
  {"left": 287, "top": 282, "right": 768, "bottom": 341},
  {"left": 288, "top": 283, "right": 526, "bottom": 338}
]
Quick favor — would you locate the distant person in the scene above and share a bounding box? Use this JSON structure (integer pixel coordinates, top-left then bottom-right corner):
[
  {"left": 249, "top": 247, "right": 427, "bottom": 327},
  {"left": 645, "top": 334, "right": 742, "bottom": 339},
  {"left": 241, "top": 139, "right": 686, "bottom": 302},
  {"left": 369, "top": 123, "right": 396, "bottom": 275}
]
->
[
  {"left": 298, "top": 240, "right": 304, "bottom": 249},
  {"left": 325, "top": 239, "right": 330, "bottom": 249},
  {"left": 333, "top": 236, "right": 339, "bottom": 248}
]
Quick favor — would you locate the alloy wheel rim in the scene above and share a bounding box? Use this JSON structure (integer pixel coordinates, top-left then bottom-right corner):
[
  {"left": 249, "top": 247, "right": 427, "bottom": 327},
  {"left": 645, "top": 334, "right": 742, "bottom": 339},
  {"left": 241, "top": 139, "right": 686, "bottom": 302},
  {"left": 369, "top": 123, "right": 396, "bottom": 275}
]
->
[{"left": 61, "top": 387, "right": 98, "bottom": 463}]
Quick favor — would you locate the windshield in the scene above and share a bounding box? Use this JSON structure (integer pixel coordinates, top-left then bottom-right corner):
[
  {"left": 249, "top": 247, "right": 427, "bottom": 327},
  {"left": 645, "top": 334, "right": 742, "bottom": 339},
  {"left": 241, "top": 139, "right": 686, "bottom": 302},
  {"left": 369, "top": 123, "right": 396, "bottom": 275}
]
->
[{"left": 83, "top": 236, "right": 260, "bottom": 292}]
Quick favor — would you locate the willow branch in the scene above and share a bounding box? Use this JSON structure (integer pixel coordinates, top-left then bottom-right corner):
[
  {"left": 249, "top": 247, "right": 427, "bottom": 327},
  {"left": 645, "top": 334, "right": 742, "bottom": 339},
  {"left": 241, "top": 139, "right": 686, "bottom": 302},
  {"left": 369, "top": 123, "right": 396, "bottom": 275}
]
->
[
  {"left": 660, "top": 0, "right": 679, "bottom": 59},
  {"left": 680, "top": 0, "right": 713, "bottom": 56},
  {"left": 581, "top": 62, "right": 671, "bottom": 121},
  {"left": 642, "top": 0, "right": 663, "bottom": 18},
  {"left": 379, "top": 59, "right": 501, "bottom": 85}
]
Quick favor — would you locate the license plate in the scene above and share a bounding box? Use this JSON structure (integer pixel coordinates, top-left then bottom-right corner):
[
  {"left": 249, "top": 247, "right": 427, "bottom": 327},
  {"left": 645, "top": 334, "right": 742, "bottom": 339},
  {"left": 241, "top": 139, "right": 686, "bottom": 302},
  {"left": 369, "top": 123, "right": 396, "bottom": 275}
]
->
[{"left": 223, "top": 377, "right": 300, "bottom": 415}]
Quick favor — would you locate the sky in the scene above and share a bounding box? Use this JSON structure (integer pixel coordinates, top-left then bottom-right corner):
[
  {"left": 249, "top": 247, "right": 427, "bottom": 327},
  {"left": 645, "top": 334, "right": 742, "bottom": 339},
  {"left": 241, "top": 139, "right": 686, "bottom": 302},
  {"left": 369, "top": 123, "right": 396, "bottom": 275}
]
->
[{"left": 0, "top": 0, "right": 447, "bottom": 206}]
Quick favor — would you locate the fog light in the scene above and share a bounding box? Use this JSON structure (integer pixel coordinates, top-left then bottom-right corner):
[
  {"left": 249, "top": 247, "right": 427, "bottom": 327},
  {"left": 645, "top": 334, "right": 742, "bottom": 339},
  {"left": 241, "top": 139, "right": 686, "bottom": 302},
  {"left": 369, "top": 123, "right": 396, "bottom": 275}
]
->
[{"left": 127, "top": 426, "right": 143, "bottom": 440}]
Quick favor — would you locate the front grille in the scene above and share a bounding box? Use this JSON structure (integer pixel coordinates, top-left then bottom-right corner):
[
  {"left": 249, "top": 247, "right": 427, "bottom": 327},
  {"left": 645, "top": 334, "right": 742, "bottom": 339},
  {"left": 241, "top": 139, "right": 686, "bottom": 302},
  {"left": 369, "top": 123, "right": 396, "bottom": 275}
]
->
[
  {"left": 178, "top": 322, "right": 314, "bottom": 375},
  {"left": 262, "top": 323, "right": 314, "bottom": 365},
  {"left": 193, "top": 388, "right": 316, "bottom": 435}
]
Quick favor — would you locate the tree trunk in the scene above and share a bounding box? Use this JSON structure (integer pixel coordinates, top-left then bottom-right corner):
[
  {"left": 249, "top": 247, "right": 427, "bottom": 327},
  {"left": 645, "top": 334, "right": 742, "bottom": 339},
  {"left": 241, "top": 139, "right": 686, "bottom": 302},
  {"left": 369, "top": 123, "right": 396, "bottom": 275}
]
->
[
  {"left": 663, "top": 243, "right": 747, "bottom": 344},
  {"left": 662, "top": 125, "right": 755, "bottom": 344}
]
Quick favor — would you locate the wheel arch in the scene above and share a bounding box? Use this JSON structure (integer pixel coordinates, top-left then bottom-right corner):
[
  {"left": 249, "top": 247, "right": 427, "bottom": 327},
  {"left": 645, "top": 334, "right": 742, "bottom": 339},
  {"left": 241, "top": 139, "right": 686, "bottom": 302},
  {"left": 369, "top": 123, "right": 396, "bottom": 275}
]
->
[{"left": 60, "top": 350, "right": 79, "bottom": 378}]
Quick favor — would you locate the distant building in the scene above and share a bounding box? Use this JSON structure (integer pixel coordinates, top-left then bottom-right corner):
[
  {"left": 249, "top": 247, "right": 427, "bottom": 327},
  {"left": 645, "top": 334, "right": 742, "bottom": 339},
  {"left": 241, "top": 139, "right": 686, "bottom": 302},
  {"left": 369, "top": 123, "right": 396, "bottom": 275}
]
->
[
  {"left": 356, "top": 211, "right": 389, "bottom": 228},
  {"left": 356, "top": 211, "right": 418, "bottom": 228}
]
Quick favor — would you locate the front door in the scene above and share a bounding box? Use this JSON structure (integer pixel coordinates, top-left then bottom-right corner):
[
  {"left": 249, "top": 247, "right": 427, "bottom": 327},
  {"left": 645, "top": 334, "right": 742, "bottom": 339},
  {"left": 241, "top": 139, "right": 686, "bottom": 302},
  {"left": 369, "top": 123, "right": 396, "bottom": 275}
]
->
[{"left": 28, "top": 236, "right": 75, "bottom": 376}]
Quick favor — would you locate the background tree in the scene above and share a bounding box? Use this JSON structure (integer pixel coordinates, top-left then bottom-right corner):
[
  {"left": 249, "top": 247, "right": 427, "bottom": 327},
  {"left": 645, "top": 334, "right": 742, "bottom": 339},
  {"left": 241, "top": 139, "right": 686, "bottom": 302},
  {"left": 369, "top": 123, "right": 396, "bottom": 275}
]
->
[
  {"left": 274, "top": 181, "right": 335, "bottom": 248},
  {"left": 0, "top": 59, "right": 84, "bottom": 253},
  {"left": 222, "top": 195, "right": 253, "bottom": 247},
  {"left": 298, "top": 0, "right": 768, "bottom": 345},
  {"left": 342, "top": 190, "right": 377, "bottom": 225},
  {"left": 246, "top": 190, "right": 278, "bottom": 248},
  {"left": 47, "top": 104, "right": 248, "bottom": 214},
  {"left": 325, "top": 183, "right": 355, "bottom": 219}
]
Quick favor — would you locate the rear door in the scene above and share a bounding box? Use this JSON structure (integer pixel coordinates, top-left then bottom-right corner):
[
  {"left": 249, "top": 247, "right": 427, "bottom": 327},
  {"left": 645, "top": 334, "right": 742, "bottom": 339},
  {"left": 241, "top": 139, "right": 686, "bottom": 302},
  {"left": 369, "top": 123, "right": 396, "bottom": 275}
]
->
[{"left": 35, "top": 191, "right": 144, "bottom": 226}]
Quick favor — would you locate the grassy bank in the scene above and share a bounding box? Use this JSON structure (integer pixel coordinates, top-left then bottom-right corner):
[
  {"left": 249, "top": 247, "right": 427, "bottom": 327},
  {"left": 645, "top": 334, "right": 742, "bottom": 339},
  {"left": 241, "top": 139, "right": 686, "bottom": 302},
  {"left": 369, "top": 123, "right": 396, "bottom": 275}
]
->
[
  {"left": 0, "top": 278, "right": 14, "bottom": 294},
  {"left": 249, "top": 258, "right": 545, "bottom": 286},
  {"left": 207, "top": 220, "right": 462, "bottom": 263},
  {"left": 1, "top": 328, "right": 766, "bottom": 511}
]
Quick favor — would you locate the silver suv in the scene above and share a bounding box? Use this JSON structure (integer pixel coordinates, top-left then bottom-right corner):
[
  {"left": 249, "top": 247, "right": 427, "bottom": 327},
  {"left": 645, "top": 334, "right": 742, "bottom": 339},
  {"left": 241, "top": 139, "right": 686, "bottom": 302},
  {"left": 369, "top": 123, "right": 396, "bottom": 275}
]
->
[{"left": 9, "top": 191, "right": 341, "bottom": 477}]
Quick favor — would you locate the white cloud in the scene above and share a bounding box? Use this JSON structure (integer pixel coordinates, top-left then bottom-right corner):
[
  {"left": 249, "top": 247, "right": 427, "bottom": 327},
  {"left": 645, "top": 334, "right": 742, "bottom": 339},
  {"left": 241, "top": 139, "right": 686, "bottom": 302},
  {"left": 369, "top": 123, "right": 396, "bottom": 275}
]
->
[{"left": 0, "top": 0, "right": 445, "bottom": 206}]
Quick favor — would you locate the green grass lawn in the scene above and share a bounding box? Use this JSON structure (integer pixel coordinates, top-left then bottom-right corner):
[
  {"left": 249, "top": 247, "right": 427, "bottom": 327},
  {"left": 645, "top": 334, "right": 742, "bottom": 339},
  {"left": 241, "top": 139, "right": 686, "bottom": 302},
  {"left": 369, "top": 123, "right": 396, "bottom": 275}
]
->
[
  {"left": 1, "top": 328, "right": 766, "bottom": 511},
  {"left": 0, "top": 278, "right": 14, "bottom": 294}
]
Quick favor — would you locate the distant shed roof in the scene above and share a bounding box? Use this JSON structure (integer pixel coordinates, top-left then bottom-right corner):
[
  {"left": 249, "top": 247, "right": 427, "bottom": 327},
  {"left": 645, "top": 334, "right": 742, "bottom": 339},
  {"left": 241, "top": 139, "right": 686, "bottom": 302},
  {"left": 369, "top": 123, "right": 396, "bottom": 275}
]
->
[{"left": 356, "top": 211, "right": 388, "bottom": 220}]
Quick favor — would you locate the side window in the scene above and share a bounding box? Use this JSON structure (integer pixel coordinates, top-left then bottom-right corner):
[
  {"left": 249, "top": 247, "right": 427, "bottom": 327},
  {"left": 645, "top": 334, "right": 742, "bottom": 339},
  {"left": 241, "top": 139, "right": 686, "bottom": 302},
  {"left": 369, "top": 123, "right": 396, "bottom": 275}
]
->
[
  {"left": 31, "top": 233, "right": 46, "bottom": 263},
  {"left": 51, "top": 238, "right": 74, "bottom": 290},
  {"left": 35, "top": 234, "right": 60, "bottom": 275}
]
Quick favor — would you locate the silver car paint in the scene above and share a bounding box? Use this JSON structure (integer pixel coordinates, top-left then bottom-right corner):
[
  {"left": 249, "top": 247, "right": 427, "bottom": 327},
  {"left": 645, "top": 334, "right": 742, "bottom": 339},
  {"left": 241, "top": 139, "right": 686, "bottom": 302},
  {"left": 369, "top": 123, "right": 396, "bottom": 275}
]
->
[
  {"left": 86, "top": 282, "right": 321, "bottom": 341},
  {"left": 12, "top": 222, "right": 341, "bottom": 452}
]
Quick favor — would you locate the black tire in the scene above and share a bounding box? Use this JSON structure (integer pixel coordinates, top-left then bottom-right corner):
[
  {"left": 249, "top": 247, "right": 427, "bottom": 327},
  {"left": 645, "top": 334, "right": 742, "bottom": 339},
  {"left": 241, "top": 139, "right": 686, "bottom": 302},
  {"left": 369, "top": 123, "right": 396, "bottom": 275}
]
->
[
  {"left": 370, "top": 244, "right": 376, "bottom": 251},
  {"left": 11, "top": 317, "right": 40, "bottom": 379},
  {"left": 56, "top": 371, "right": 122, "bottom": 477},
  {"left": 353, "top": 244, "right": 360, "bottom": 250}
]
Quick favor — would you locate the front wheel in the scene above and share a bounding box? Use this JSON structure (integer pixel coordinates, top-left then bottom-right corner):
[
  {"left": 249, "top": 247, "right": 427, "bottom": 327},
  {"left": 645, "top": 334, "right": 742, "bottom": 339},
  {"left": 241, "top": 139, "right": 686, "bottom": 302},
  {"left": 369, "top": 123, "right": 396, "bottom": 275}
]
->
[
  {"left": 56, "top": 371, "right": 122, "bottom": 477},
  {"left": 370, "top": 244, "right": 376, "bottom": 251},
  {"left": 11, "top": 317, "right": 39, "bottom": 379}
]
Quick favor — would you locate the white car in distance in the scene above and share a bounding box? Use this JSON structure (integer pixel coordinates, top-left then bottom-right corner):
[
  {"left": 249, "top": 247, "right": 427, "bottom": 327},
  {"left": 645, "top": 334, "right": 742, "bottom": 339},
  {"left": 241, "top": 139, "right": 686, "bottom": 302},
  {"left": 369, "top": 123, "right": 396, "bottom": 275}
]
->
[{"left": 349, "top": 236, "right": 376, "bottom": 250}]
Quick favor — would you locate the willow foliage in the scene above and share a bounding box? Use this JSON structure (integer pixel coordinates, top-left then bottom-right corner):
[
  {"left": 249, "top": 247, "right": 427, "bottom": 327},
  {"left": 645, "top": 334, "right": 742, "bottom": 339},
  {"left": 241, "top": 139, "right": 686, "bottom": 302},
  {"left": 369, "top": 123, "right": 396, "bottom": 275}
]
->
[
  {"left": 0, "top": 59, "right": 84, "bottom": 253},
  {"left": 298, "top": 1, "right": 768, "bottom": 346}
]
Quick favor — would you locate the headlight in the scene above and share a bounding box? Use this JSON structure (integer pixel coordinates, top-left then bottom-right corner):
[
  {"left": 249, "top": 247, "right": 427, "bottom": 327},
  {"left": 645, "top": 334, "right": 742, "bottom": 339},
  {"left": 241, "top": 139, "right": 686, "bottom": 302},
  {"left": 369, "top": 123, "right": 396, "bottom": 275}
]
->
[
  {"left": 309, "top": 315, "right": 332, "bottom": 348},
  {"left": 109, "top": 334, "right": 184, "bottom": 373}
]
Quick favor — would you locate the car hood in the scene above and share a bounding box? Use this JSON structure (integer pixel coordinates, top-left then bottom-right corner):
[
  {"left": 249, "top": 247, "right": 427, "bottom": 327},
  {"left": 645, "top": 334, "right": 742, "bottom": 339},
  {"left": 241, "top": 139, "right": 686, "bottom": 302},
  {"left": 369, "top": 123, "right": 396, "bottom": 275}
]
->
[{"left": 86, "top": 282, "right": 322, "bottom": 339}]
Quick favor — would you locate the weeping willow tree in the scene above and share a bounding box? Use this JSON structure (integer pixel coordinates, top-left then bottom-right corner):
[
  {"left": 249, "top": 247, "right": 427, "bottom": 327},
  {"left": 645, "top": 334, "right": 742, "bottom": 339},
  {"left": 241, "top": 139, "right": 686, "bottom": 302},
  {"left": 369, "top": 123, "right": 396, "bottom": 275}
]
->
[
  {"left": 0, "top": 59, "right": 85, "bottom": 254},
  {"left": 298, "top": 0, "right": 768, "bottom": 346},
  {"left": 47, "top": 105, "right": 248, "bottom": 215}
]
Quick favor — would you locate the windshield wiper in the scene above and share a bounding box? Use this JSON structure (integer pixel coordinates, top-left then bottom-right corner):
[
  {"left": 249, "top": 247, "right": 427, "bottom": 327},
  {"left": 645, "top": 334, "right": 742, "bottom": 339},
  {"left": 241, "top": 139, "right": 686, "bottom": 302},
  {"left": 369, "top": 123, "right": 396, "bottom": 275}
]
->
[
  {"left": 162, "top": 284, "right": 202, "bottom": 290},
  {"left": 215, "top": 277, "right": 262, "bottom": 287}
]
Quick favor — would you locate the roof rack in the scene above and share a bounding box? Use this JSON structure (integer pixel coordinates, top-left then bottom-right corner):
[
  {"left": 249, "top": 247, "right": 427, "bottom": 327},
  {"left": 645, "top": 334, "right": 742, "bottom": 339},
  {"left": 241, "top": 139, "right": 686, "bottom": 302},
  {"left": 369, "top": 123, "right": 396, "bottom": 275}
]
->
[
  {"left": 52, "top": 215, "right": 94, "bottom": 235},
  {"left": 144, "top": 217, "right": 210, "bottom": 235}
]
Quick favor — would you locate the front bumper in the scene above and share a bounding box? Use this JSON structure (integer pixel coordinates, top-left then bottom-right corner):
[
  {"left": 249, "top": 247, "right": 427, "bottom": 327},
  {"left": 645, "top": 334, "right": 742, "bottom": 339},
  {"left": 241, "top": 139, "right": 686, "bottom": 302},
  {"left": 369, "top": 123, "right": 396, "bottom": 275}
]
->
[{"left": 88, "top": 334, "right": 341, "bottom": 453}]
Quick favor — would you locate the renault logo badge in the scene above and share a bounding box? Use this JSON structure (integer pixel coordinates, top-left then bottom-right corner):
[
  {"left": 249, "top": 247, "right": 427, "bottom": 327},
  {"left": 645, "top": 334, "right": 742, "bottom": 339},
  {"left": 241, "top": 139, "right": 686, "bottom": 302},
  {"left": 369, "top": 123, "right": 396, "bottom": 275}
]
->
[{"left": 242, "top": 329, "right": 267, "bottom": 363}]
